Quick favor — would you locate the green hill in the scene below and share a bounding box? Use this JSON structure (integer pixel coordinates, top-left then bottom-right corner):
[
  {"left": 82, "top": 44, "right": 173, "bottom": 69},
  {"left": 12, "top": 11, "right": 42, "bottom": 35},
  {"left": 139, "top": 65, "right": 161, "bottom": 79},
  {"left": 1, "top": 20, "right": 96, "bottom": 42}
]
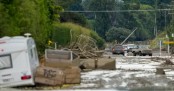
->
[{"left": 52, "top": 22, "right": 105, "bottom": 49}]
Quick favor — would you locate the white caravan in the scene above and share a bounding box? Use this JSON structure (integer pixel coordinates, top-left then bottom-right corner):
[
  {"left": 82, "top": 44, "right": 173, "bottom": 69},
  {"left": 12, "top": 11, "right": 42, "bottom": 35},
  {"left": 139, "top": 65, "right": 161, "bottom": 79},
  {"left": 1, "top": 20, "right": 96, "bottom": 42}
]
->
[{"left": 0, "top": 35, "right": 39, "bottom": 87}]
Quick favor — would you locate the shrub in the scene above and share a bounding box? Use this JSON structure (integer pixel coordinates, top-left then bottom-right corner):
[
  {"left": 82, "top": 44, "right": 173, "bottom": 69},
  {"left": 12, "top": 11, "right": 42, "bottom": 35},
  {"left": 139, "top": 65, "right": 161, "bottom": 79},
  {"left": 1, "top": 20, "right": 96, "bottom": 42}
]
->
[{"left": 52, "top": 22, "right": 105, "bottom": 49}]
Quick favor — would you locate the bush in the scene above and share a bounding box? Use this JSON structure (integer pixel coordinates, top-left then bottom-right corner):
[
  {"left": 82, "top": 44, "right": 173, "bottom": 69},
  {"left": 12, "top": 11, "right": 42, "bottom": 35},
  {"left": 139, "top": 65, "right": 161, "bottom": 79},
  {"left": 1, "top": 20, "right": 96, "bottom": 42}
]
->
[
  {"left": 90, "top": 31, "right": 105, "bottom": 49},
  {"left": 52, "top": 23, "right": 71, "bottom": 46},
  {"left": 52, "top": 22, "right": 105, "bottom": 49}
]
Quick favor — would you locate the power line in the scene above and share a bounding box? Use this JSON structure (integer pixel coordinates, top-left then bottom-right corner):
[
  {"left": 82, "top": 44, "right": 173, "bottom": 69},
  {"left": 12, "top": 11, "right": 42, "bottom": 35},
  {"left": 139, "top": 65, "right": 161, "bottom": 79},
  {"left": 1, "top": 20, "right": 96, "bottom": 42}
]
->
[{"left": 62, "top": 9, "right": 174, "bottom": 13}]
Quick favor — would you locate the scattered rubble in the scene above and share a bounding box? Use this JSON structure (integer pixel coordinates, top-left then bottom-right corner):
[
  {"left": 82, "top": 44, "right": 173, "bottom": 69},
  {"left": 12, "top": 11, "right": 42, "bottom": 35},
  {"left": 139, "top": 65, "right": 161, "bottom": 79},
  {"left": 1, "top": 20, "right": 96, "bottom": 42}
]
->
[
  {"left": 153, "top": 57, "right": 174, "bottom": 69},
  {"left": 69, "top": 34, "right": 103, "bottom": 58},
  {"left": 162, "top": 59, "right": 174, "bottom": 65},
  {"left": 156, "top": 68, "right": 165, "bottom": 75}
]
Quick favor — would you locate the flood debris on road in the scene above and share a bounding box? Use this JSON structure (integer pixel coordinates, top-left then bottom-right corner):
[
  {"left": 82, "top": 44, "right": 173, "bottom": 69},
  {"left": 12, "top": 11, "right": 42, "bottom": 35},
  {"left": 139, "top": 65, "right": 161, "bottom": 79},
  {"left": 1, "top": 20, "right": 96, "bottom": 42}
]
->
[
  {"left": 35, "top": 66, "right": 65, "bottom": 86},
  {"left": 156, "top": 68, "right": 165, "bottom": 75},
  {"left": 72, "top": 56, "right": 174, "bottom": 90},
  {"left": 1, "top": 35, "right": 174, "bottom": 90}
]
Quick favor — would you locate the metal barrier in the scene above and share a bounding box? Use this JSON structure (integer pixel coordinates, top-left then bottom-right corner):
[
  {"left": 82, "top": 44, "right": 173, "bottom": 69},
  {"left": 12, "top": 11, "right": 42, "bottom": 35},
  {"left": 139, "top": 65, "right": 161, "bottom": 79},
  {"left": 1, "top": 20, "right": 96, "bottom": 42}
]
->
[{"left": 45, "top": 49, "right": 74, "bottom": 62}]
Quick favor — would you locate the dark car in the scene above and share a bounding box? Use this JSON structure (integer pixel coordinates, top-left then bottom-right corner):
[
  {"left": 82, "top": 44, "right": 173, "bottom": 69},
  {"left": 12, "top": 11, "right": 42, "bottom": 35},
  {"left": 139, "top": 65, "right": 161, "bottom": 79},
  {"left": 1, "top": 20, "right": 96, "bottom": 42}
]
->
[{"left": 112, "top": 45, "right": 124, "bottom": 55}]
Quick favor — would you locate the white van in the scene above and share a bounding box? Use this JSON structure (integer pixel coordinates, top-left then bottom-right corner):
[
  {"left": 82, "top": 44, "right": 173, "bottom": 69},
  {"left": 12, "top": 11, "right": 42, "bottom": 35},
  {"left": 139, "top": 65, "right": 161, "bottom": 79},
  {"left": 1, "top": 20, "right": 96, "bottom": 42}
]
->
[
  {"left": 127, "top": 44, "right": 138, "bottom": 52},
  {"left": 0, "top": 35, "right": 39, "bottom": 87}
]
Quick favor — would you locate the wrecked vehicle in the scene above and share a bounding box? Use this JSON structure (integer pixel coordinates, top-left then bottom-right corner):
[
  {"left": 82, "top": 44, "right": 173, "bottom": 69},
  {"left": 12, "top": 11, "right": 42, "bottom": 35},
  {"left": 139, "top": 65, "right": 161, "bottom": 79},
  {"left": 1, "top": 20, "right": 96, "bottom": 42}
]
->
[{"left": 0, "top": 34, "right": 39, "bottom": 87}]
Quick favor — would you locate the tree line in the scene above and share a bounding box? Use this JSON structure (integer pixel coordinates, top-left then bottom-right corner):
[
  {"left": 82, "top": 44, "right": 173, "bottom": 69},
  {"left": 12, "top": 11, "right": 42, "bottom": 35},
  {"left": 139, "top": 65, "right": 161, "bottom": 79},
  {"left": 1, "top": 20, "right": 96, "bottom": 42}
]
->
[
  {"left": 0, "top": 0, "right": 173, "bottom": 54},
  {"left": 59, "top": 0, "right": 172, "bottom": 42},
  {"left": 0, "top": 0, "right": 104, "bottom": 55}
]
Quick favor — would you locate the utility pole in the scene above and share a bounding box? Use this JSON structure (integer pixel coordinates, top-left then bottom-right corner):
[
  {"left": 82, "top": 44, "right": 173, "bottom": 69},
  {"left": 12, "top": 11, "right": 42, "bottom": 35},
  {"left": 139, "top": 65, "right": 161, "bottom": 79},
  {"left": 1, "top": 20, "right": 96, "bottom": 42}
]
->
[
  {"left": 121, "top": 28, "right": 137, "bottom": 45},
  {"left": 154, "top": 0, "right": 158, "bottom": 37}
]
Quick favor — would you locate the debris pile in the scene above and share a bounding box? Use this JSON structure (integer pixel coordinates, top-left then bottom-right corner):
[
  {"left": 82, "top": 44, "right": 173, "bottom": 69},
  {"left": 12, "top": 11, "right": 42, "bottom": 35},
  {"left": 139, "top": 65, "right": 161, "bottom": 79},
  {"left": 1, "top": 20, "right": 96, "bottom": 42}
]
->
[
  {"left": 162, "top": 59, "right": 174, "bottom": 65},
  {"left": 158, "top": 58, "right": 174, "bottom": 69},
  {"left": 156, "top": 68, "right": 165, "bottom": 75},
  {"left": 155, "top": 58, "right": 174, "bottom": 75},
  {"left": 68, "top": 35, "right": 115, "bottom": 70},
  {"left": 69, "top": 34, "right": 103, "bottom": 58}
]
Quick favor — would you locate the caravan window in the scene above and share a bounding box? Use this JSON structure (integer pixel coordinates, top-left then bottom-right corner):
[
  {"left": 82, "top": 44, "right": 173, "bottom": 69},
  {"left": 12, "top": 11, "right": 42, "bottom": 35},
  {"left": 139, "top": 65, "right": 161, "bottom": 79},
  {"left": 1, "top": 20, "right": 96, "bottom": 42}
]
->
[{"left": 0, "top": 54, "right": 12, "bottom": 70}]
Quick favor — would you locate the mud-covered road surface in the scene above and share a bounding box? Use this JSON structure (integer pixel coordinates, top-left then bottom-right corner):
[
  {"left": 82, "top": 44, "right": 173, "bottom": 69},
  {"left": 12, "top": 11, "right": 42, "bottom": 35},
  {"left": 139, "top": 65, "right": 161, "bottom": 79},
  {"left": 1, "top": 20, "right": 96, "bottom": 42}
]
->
[
  {"left": 72, "top": 55, "right": 174, "bottom": 91},
  {"left": 2, "top": 51, "right": 174, "bottom": 91}
]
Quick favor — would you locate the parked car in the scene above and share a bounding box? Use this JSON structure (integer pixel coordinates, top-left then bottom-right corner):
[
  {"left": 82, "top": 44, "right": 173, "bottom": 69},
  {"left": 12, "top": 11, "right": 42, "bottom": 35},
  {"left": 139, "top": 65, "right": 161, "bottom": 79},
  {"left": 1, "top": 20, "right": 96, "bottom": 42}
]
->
[
  {"left": 131, "top": 45, "right": 152, "bottom": 56},
  {"left": 127, "top": 44, "right": 138, "bottom": 52},
  {"left": 112, "top": 45, "right": 125, "bottom": 55},
  {"left": 123, "top": 45, "right": 128, "bottom": 51}
]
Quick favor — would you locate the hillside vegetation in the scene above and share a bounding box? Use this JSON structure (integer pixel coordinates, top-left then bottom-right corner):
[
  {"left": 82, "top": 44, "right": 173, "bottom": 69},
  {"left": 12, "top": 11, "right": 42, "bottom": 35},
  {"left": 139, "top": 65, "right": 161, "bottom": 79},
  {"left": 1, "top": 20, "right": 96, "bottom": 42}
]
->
[
  {"left": 0, "top": 0, "right": 105, "bottom": 55},
  {"left": 52, "top": 22, "right": 104, "bottom": 48},
  {"left": 0, "top": 0, "right": 174, "bottom": 54},
  {"left": 150, "top": 31, "right": 168, "bottom": 49}
]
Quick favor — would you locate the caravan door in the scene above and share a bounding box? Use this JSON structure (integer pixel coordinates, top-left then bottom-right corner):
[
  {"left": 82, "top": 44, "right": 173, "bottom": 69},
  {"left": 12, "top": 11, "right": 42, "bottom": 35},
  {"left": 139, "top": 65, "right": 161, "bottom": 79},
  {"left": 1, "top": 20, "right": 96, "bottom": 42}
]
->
[{"left": 27, "top": 39, "right": 39, "bottom": 75}]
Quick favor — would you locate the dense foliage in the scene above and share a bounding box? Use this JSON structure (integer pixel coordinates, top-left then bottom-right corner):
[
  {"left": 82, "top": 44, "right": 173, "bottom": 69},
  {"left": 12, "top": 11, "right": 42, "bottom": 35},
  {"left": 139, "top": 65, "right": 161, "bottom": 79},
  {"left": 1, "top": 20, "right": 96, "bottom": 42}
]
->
[
  {"left": 81, "top": 0, "right": 172, "bottom": 42},
  {"left": 0, "top": 0, "right": 51, "bottom": 54},
  {"left": 166, "top": 16, "right": 174, "bottom": 41},
  {"left": 0, "top": 0, "right": 104, "bottom": 55},
  {"left": 52, "top": 22, "right": 104, "bottom": 48},
  {"left": 1, "top": 0, "right": 174, "bottom": 54},
  {"left": 106, "top": 27, "right": 136, "bottom": 43}
]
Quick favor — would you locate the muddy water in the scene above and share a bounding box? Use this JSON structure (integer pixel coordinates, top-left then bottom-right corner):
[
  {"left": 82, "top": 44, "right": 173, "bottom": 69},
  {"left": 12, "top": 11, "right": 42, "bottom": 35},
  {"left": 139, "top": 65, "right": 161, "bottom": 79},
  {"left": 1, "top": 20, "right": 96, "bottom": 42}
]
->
[
  {"left": 2, "top": 56, "right": 174, "bottom": 91},
  {"left": 72, "top": 70, "right": 174, "bottom": 90},
  {"left": 72, "top": 57, "right": 174, "bottom": 91}
]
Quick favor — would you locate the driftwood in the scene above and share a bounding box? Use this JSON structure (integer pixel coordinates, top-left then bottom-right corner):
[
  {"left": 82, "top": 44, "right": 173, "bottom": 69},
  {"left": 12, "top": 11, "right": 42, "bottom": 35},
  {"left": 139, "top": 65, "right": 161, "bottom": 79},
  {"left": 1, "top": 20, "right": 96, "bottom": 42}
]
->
[{"left": 69, "top": 34, "right": 103, "bottom": 58}]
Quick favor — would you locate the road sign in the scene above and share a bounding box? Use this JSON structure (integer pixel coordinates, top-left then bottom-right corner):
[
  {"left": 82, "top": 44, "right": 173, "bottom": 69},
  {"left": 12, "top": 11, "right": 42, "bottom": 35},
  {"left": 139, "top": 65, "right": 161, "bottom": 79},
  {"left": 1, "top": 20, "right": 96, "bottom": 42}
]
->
[{"left": 163, "top": 41, "right": 174, "bottom": 44}]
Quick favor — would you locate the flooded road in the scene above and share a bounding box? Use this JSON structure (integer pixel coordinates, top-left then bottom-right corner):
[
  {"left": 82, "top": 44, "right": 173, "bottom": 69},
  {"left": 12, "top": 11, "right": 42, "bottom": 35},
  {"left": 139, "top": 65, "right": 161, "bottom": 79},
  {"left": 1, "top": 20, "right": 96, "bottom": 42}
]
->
[
  {"left": 72, "top": 55, "right": 174, "bottom": 91},
  {"left": 1, "top": 51, "right": 174, "bottom": 91}
]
